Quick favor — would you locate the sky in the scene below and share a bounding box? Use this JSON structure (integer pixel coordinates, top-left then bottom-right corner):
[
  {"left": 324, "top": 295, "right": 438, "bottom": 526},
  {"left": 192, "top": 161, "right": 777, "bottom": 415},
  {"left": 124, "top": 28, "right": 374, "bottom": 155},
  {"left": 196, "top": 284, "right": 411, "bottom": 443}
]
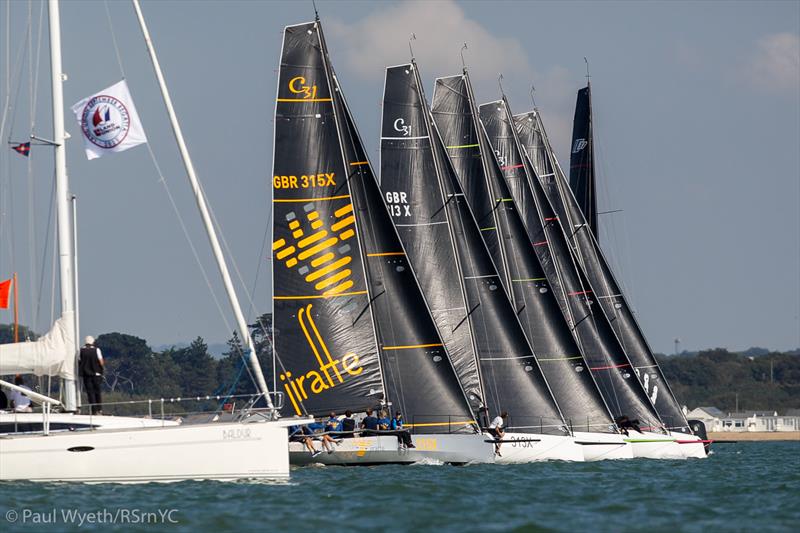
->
[{"left": 0, "top": 0, "right": 798, "bottom": 355}]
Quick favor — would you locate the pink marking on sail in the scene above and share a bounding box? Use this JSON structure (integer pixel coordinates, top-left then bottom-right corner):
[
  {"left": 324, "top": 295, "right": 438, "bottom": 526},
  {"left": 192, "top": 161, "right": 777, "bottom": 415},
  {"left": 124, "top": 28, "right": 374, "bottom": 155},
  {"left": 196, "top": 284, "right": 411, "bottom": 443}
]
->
[
  {"left": 589, "top": 363, "right": 631, "bottom": 371},
  {"left": 545, "top": 217, "right": 558, "bottom": 221},
  {"left": 533, "top": 241, "right": 548, "bottom": 246},
  {"left": 500, "top": 164, "right": 524, "bottom": 170},
  {"left": 567, "top": 290, "right": 592, "bottom": 296}
]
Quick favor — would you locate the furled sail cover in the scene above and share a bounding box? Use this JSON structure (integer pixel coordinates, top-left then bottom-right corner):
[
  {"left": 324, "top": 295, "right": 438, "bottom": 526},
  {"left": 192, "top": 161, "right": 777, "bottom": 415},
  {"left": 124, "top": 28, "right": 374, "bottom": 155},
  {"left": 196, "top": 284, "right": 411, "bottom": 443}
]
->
[
  {"left": 272, "top": 22, "right": 382, "bottom": 417},
  {"left": 379, "top": 64, "right": 482, "bottom": 409},
  {"left": 480, "top": 98, "right": 615, "bottom": 433},
  {"left": 514, "top": 111, "right": 665, "bottom": 430},
  {"left": 0, "top": 311, "right": 75, "bottom": 380},
  {"left": 569, "top": 86, "right": 597, "bottom": 239},
  {"left": 520, "top": 110, "right": 689, "bottom": 432}
]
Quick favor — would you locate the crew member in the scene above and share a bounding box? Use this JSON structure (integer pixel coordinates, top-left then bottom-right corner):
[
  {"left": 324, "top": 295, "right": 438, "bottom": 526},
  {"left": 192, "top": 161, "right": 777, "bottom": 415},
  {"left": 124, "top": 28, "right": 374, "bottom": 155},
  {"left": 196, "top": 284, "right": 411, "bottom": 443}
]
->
[
  {"left": 488, "top": 411, "right": 509, "bottom": 456},
  {"left": 79, "top": 336, "right": 104, "bottom": 414}
]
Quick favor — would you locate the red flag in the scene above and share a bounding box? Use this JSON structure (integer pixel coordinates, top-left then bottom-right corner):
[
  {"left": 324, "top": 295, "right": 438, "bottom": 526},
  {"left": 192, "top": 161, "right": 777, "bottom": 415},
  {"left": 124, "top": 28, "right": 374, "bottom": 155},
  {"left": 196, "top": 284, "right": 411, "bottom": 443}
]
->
[
  {"left": 0, "top": 279, "right": 11, "bottom": 309},
  {"left": 11, "top": 142, "right": 30, "bottom": 157}
]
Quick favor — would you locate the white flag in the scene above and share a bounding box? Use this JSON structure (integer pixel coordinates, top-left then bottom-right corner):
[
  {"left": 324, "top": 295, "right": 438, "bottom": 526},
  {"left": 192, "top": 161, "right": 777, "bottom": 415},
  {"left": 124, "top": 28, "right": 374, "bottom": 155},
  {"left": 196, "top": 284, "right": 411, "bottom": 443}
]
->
[{"left": 71, "top": 80, "right": 147, "bottom": 160}]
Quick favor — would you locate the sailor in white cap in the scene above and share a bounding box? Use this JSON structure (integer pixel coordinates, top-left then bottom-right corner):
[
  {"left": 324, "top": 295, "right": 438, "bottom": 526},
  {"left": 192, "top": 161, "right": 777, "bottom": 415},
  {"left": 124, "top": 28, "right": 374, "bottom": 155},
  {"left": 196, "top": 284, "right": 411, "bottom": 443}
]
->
[{"left": 79, "top": 335, "right": 104, "bottom": 414}]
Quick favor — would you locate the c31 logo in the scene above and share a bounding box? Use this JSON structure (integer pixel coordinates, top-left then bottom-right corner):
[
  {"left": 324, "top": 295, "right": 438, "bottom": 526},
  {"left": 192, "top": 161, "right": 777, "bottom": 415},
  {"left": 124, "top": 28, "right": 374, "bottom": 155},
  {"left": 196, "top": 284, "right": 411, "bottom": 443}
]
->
[
  {"left": 393, "top": 118, "right": 411, "bottom": 137},
  {"left": 289, "top": 76, "right": 319, "bottom": 100}
]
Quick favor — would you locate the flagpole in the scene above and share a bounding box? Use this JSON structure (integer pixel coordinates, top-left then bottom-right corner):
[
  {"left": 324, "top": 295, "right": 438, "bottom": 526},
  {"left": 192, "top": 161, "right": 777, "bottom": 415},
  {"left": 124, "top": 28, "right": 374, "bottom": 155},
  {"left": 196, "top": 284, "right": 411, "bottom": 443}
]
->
[
  {"left": 13, "top": 272, "right": 18, "bottom": 342},
  {"left": 131, "top": 0, "right": 272, "bottom": 406}
]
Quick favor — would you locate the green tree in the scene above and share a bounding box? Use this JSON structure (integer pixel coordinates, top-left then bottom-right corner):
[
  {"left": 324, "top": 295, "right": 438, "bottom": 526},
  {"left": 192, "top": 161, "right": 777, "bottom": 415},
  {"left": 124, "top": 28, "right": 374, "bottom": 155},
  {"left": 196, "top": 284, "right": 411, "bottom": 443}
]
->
[
  {"left": 170, "top": 337, "right": 216, "bottom": 395},
  {"left": 0, "top": 323, "right": 38, "bottom": 344}
]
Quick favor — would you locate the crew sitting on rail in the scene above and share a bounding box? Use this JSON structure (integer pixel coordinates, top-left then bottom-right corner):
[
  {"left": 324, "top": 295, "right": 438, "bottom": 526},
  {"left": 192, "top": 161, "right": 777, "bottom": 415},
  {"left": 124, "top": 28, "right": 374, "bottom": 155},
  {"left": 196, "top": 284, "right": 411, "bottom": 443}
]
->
[
  {"left": 377, "top": 409, "right": 391, "bottom": 431},
  {"left": 361, "top": 408, "right": 379, "bottom": 436},
  {"left": 289, "top": 424, "right": 321, "bottom": 458},
  {"left": 614, "top": 415, "right": 643, "bottom": 436},
  {"left": 390, "top": 411, "right": 415, "bottom": 449},
  {"left": 308, "top": 417, "right": 340, "bottom": 454},
  {"left": 488, "top": 411, "right": 509, "bottom": 457}
]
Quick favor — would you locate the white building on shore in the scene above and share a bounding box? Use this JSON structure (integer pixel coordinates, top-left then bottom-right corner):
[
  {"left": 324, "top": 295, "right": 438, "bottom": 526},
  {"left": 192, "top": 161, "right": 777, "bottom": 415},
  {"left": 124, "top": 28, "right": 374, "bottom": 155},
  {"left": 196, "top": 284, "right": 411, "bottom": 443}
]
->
[{"left": 686, "top": 407, "right": 800, "bottom": 432}]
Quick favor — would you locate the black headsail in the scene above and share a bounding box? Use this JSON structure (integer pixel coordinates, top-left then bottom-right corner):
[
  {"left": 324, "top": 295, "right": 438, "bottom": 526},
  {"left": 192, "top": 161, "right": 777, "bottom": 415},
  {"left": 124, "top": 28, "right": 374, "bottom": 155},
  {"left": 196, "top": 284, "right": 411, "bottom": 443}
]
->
[
  {"left": 382, "top": 62, "right": 567, "bottom": 436},
  {"left": 272, "top": 20, "right": 475, "bottom": 433},
  {"left": 514, "top": 110, "right": 666, "bottom": 431},
  {"left": 479, "top": 97, "right": 616, "bottom": 433},
  {"left": 519, "top": 109, "right": 689, "bottom": 432},
  {"left": 569, "top": 85, "right": 597, "bottom": 239}
]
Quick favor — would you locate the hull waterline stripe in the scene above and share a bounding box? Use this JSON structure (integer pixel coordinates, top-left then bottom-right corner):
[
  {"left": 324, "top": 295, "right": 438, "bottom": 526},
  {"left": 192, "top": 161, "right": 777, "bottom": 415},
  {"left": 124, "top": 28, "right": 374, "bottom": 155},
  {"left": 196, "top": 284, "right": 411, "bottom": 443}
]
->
[
  {"left": 274, "top": 290, "right": 367, "bottom": 300},
  {"left": 274, "top": 195, "right": 351, "bottom": 203}
]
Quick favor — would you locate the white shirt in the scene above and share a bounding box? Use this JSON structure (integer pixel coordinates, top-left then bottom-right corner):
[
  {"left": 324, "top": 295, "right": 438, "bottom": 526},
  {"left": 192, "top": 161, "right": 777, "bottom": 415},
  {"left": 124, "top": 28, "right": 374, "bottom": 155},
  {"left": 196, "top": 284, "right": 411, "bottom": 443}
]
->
[
  {"left": 10, "top": 386, "right": 32, "bottom": 411},
  {"left": 489, "top": 415, "right": 504, "bottom": 429}
]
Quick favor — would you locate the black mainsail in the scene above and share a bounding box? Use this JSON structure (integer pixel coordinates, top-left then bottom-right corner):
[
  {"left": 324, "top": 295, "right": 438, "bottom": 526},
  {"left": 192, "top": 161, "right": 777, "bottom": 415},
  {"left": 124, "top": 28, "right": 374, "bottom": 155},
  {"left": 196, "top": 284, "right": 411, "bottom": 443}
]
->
[
  {"left": 479, "top": 97, "right": 617, "bottom": 433},
  {"left": 514, "top": 110, "right": 668, "bottom": 430},
  {"left": 272, "top": 21, "right": 474, "bottom": 432},
  {"left": 518, "top": 108, "right": 690, "bottom": 432},
  {"left": 569, "top": 85, "right": 597, "bottom": 239},
  {"left": 381, "top": 62, "right": 567, "bottom": 436}
]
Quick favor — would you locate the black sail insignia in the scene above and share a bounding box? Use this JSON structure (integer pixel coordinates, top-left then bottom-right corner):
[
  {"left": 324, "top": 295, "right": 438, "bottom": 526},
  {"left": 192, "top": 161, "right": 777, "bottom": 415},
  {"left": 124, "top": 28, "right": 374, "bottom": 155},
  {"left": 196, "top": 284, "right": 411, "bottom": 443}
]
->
[
  {"left": 569, "top": 85, "right": 597, "bottom": 239},
  {"left": 382, "top": 62, "right": 567, "bottom": 436},
  {"left": 519, "top": 109, "right": 690, "bottom": 432},
  {"left": 514, "top": 110, "right": 667, "bottom": 430},
  {"left": 479, "top": 97, "right": 616, "bottom": 433},
  {"left": 272, "top": 21, "right": 475, "bottom": 433},
  {"left": 272, "top": 22, "right": 381, "bottom": 417}
]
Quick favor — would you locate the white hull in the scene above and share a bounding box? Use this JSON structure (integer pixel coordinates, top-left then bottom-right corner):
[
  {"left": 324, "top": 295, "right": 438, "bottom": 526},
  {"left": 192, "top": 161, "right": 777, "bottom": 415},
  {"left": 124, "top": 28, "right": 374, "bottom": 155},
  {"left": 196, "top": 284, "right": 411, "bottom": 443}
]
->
[
  {"left": 494, "top": 433, "right": 584, "bottom": 463},
  {"left": 290, "top": 433, "right": 494, "bottom": 465},
  {"left": 670, "top": 431, "right": 708, "bottom": 459},
  {"left": 573, "top": 431, "right": 633, "bottom": 461},
  {"left": 0, "top": 419, "right": 300, "bottom": 482},
  {"left": 625, "top": 431, "right": 685, "bottom": 459},
  {"left": 0, "top": 412, "right": 179, "bottom": 433}
]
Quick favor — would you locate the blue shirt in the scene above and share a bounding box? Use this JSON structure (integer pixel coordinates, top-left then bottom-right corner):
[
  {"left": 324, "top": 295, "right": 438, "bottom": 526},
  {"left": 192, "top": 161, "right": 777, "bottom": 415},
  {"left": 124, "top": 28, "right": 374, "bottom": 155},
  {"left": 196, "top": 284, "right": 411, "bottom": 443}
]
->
[
  {"left": 391, "top": 417, "right": 404, "bottom": 430},
  {"left": 326, "top": 417, "right": 341, "bottom": 432},
  {"left": 377, "top": 417, "right": 391, "bottom": 430},
  {"left": 362, "top": 415, "right": 379, "bottom": 430}
]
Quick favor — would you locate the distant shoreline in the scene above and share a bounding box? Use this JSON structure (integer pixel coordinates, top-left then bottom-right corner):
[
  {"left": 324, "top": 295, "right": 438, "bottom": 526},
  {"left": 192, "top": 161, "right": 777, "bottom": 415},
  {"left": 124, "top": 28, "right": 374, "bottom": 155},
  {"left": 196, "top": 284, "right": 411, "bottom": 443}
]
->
[{"left": 708, "top": 431, "right": 799, "bottom": 441}]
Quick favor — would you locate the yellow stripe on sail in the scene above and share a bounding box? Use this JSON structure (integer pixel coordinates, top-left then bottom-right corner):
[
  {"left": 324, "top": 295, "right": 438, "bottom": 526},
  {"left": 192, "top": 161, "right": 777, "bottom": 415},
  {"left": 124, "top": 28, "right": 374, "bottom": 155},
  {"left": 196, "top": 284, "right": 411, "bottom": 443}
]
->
[{"left": 306, "top": 256, "right": 352, "bottom": 283}]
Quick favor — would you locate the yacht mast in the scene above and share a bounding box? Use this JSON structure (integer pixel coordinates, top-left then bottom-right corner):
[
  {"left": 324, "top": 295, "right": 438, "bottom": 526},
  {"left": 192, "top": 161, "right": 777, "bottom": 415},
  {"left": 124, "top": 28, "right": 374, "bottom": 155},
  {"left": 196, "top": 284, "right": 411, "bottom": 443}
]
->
[
  {"left": 48, "top": 0, "right": 78, "bottom": 411},
  {"left": 131, "top": 0, "right": 271, "bottom": 404}
]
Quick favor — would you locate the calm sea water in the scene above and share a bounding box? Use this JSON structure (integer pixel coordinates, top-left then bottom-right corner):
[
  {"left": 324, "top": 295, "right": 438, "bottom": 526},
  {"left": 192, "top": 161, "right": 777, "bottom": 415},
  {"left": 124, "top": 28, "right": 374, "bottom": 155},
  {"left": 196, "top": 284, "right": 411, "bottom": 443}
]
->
[{"left": 2, "top": 441, "right": 798, "bottom": 532}]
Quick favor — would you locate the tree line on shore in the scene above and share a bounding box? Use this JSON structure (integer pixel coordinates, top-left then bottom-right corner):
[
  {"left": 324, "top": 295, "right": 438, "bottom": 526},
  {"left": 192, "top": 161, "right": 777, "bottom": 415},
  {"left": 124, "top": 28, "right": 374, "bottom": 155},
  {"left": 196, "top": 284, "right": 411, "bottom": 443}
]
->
[{"left": 2, "top": 320, "right": 798, "bottom": 414}]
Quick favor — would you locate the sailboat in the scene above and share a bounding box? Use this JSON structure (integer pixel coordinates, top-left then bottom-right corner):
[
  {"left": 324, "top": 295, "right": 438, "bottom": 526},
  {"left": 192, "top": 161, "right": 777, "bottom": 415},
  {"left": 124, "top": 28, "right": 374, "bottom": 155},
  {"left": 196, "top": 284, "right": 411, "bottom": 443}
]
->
[
  {"left": 0, "top": 0, "right": 307, "bottom": 482},
  {"left": 380, "top": 60, "right": 584, "bottom": 462},
  {"left": 271, "top": 18, "right": 493, "bottom": 465},
  {"left": 567, "top": 82, "right": 709, "bottom": 455},
  {"left": 513, "top": 106, "right": 706, "bottom": 458},
  {"left": 477, "top": 95, "right": 632, "bottom": 460}
]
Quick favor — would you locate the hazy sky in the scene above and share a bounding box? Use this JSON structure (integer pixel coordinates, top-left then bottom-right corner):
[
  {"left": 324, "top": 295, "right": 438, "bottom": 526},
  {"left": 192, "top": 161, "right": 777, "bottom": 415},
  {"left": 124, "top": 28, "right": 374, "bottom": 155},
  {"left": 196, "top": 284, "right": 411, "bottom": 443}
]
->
[{"left": 0, "top": 0, "right": 798, "bottom": 354}]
